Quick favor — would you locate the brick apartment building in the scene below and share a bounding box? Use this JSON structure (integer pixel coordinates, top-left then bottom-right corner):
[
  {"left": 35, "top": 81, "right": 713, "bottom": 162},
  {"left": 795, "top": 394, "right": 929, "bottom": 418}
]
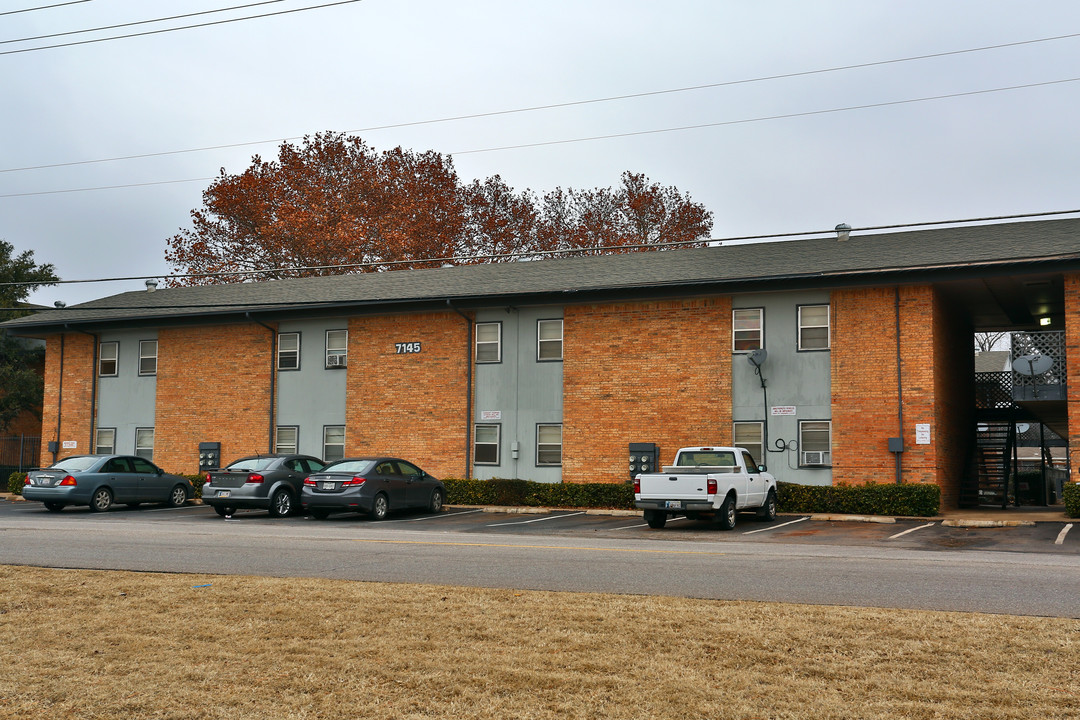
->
[{"left": 5, "top": 217, "right": 1079, "bottom": 509}]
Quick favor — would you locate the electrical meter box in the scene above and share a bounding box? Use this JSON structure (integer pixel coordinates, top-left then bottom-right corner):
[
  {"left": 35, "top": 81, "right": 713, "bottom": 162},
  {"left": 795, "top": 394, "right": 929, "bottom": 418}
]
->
[
  {"left": 628, "top": 442, "right": 660, "bottom": 480},
  {"left": 198, "top": 442, "right": 222, "bottom": 472}
]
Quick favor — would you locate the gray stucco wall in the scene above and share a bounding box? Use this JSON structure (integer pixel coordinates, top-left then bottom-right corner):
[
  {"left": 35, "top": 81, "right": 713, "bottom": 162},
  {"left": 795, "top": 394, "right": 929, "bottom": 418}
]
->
[
  {"left": 96, "top": 330, "right": 157, "bottom": 456},
  {"left": 276, "top": 318, "right": 348, "bottom": 459}
]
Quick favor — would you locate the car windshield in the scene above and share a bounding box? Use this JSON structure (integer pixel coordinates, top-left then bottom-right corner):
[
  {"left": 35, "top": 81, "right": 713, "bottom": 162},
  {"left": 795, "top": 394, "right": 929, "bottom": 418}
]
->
[
  {"left": 322, "top": 459, "right": 375, "bottom": 474},
  {"left": 226, "top": 457, "right": 278, "bottom": 472},
  {"left": 49, "top": 456, "right": 101, "bottom": 472}
]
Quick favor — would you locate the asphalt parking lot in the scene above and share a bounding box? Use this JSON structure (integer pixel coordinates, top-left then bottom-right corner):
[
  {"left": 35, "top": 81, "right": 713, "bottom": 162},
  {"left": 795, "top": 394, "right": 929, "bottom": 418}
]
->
[{"left": 3, "top": 496, "right": 1076, "bottom": 555}]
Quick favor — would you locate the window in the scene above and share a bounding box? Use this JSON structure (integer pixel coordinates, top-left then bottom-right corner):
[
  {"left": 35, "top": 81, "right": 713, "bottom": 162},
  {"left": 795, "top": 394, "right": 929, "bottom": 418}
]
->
[
  {"left": 134, "top": 428, "right": 154, "bottom": 460},
  {"left": 139, "top": 340, "right": 158, "bottom": 375},
  {"left": 95, "top": 428, "right": 116, "bottom": 454},
  {"left": 799, "top": 421, "right": 832, "bottom": 466},
  {"left": 278, "top": 332, "right": 300, "bottom": 370},
  {"left": 323, "top": 425, "right": 345, "bottom": 462},
  {"left": 325, "top": 330, "right": 348, "bottom": 368},
  {"left": 474, "top": 424, "right": 500, "bottom": 465},
  {"left": 733, "top": 422, "right": 763, "bottom": 466},
  {"left": 99, "top": 341, "right": 118, "bottom": 376},
  {"left": 276, "top": 426, "right": 299, "bottom": 454},
  {"left": 131, "top": 457, "right": 156, "bottom": 474},
  {"left": 475, "top": 322, "right": 501, "bottom": 363},
  {"left": 537, "top": 319, "right": 563, "bottom": 361},
  {"left": 536, "top": 424, "right": 562, "bottom": 466},
  {"left": 733, "top": 308, "right": 763, "bottom": 352},
  {"left": 798, "top": 304, "right": 830, "bottom": 350}
]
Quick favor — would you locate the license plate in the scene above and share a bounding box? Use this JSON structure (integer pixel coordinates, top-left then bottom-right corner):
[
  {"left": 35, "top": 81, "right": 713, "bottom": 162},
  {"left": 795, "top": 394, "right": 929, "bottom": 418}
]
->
[
  {"left": 320, "top": 482, "right": 338, "bottom": 491},
  {"left": 665, "top": 500, "right": 682, "bottom": 509},
  {"left": 216, "top": 490, "right": 231, "bottom": 498}
]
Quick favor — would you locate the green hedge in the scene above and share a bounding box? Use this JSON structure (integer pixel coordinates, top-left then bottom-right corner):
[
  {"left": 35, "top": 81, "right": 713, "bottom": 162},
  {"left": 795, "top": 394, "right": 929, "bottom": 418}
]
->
[
  {"left": 777, "top": 480, "right": 940, "bottom": 517},
  {"left": 8, "top": 472, "right": 26, "bottom": 495},
  {"left": 444, "top": 478, "right": 634, "bottom": 509},
  {"left": 1064, "top": 482, "right": 1080, "bottom": 519}
]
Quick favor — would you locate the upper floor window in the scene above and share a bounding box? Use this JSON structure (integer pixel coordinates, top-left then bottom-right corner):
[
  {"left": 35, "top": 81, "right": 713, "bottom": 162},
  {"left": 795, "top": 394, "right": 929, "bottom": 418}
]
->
[
  {"left": 536, "top": 424, "right": 563, "bottom": 466},
  {"left": 276, "top": 426, "right": 299, "bottom": 454},
  {"left": 139, "top": 340, "right": 158, "bottom": 375},
  {"left": 134, "top": 427, "right": 155, "bottom": 460},
  {"left": 278, "top": 333, "right": 300, "bottom": 371},
  {"left": 475, "top": 322, "right": 501, "bottom": 363},
  {"left": 733, "top": 309, "right": 763, "bottom": 352},
  {"left": 99, "top": 341, "right": 118, "bottom": 376},
  {"left": 537, "top": 319, "right": 563, "bottom": 361},
  {"left": 798, "top": 305, "right": 830, "bottom": 351},
  {"left": 799, "top": 420, "right": 832, "bottom": 467},
  {"left": 326, "top": 330, "right": 348, "bottom": 368}
]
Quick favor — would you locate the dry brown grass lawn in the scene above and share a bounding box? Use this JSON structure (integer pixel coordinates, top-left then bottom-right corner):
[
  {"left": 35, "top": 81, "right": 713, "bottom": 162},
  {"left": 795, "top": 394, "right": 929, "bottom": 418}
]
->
[{"left": 0, "top": 565, "right": 1077, "bottom": 719}]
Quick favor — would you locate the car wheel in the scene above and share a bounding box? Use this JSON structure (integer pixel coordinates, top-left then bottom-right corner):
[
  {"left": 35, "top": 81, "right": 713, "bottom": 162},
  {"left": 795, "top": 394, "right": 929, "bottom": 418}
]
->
[
  {"left": 713, "top": 494, "right": 736, "bottom": 531},
  {"left": 428, "top": 488, "right": 444, "bottom": 513},
  {"left": 644, "top": 509, "right": 667, "bottom": 529},
  {"left": 43, "top": 502, "right": 64, "bottom": 513},
  {"left": 756, "top": 489, "right": 777, "bottom": 521},
  {"left": 269, "top": 489, "right": 294, "bottom": 517},
  {"left": 89, "top": 487, "right": 113, "bottom": 513},
  {"left": 167, "top": 485, "right": 188, "bottom": 508},
  {"left": 310, "top": 509, "right": 330, "bottom": 520},
  {"left": 213, "top": 505, "right": 231, "bottom": 518},
  {"left": 369, "top": 493, "right": 389, "bottom": 521}
]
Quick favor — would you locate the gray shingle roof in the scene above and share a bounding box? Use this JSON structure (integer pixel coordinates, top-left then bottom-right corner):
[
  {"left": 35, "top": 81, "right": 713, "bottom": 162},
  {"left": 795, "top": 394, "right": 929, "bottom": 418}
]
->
[{"left": 7, "top": 217, "right": 1080, "bottom": 332}]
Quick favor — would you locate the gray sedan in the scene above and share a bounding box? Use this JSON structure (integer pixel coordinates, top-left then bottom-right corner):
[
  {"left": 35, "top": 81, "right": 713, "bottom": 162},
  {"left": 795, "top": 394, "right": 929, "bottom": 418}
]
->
[
  {"left": 203, "top": 454, "right": 325, "bottom": 518},
  {"left": 22, "top": 455, "right": 194, "bottom": 512},
  {"left": 301, "top": 457, "right": 444, "bottom": 520}
]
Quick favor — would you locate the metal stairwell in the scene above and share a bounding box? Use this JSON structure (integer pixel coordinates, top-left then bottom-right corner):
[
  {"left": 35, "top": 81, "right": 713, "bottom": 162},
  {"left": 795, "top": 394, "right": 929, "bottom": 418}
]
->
[{"left": 961, "top": 419, "right": 1015, "bottom": 508}]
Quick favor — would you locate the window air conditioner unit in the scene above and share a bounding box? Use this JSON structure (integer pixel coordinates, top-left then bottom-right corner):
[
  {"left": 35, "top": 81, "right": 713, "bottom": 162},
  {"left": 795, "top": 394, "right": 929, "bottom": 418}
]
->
[
  {"left": 802, "top": 451, "right": 829, "bottom": 466},
  {"left": 326, "top": 354, "right": 347, "bottom": 368}
]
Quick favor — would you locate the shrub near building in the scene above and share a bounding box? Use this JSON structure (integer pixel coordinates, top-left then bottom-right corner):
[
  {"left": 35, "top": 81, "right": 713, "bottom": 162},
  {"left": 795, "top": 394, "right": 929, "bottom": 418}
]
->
[{"left": 1064, "top": 482, "right": 1080, "bottom": 518}]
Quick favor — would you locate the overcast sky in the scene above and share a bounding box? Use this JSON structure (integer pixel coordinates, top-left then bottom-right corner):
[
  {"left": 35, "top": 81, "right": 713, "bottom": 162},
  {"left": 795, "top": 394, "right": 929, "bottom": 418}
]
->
[{"left": 4, "top": 0, "right": 1080, "bottom": 307}]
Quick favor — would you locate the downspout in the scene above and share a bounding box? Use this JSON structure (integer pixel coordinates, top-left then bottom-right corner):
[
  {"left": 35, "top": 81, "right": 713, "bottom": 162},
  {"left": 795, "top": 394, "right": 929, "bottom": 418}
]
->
[
  {"left": 447, "top": 300, "right": 474, "bottom": 480},
  {"left": 52, "top": 334, "right": 65, "bottom": 465},
  {"left": 65, "top": 324, "right": 98, "bottom": 455},
  {"left": 246, "top": 313, "right": 277, "bottom": 453},
  {"left": 894, "top": 288, "right": 904, "bottom": 484}
]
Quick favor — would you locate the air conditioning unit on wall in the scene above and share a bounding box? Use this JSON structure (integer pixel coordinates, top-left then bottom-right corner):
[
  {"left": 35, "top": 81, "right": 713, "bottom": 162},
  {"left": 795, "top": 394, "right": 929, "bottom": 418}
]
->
[
  {"left": 326, "top": 354, "right": 347, "bottom": 368},
  {"left": 802, "top": 451, "right": 830, "bottom": 466}
]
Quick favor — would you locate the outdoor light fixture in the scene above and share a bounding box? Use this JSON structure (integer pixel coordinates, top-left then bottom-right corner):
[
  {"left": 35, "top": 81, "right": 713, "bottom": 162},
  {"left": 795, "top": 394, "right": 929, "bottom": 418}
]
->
[
  {"left": 1040, "top": 317, "right": 1052, "bottom": 326},
  {"left": 835, "top": 223, "right": 851, "bottom": 241}
]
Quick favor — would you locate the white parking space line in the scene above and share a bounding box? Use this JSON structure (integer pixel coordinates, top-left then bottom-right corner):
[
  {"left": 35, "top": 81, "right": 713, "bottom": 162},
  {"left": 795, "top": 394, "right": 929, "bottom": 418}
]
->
[
  {"left": 613, "top": 516, "right": 692, "bottom": 530},
  {"left": 741, "top": 516, "right": 809, "bottom": 535},
  {"left": 1055, "top": 524, "right": 1073, "bottom": 545},
  {"left": 386, "top": 509, "right": 483, "bottom": 523},
  {"left": 887, "top": 522, "right": 936, "bottom": 540},
  {"left": 487, "top": 511, "right": 586, "bottom": 527}
]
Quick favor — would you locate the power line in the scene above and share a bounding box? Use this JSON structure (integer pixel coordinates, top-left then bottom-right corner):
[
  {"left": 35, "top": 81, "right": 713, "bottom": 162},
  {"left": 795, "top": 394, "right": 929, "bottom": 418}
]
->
[
  {"left": 2, "top": 29, "right": 1078, "bottom": 174},
  {"left": 2, "top": 76, "right": 1077, "bottom": 200},
  {"left": 0, "top": 0, "right": 364, "bottom": 56},
  {"left": 0, "top": 1, "right": 90, "bottom": 17},
  {"left": 0, "top": 1, "right": 286, "bottom": 46}
]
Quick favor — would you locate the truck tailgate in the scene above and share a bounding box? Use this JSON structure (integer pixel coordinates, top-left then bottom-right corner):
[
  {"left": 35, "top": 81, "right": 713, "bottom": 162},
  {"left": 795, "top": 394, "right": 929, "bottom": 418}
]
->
[{"left": 637, "top": 472, "right": 712, "bottom": 501}]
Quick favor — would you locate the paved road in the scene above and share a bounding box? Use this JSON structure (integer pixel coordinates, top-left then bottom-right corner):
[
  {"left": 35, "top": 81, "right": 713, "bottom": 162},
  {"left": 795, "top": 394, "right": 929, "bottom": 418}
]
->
[{"left": 2, "top": 501, "right": 1078, "bottom": 617}]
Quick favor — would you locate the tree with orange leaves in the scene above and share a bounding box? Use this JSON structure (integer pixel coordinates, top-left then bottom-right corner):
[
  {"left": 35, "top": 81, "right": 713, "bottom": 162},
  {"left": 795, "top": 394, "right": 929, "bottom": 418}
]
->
[{"left": 165, "top": 132, "right": 713, "bottom": 284}]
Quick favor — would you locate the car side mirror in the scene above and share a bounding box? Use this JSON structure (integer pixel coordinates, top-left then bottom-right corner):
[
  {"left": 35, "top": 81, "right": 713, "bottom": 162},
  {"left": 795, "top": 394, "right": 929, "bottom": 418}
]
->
[{"left": 758, "top": 464, "right": 766, "bottom": 472}]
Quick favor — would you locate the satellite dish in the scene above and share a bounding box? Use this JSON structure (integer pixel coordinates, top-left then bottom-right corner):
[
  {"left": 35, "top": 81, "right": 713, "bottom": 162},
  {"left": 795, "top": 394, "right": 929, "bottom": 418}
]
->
[
  {"left": 1016, "top": 423, "right": 1030, "bottom": 434},
  {"left": 1014, "top": 353, "right": 1053, "bottom": 376},
  {"left": 747, "top": 349, "right": 768, "bottom": 368}
]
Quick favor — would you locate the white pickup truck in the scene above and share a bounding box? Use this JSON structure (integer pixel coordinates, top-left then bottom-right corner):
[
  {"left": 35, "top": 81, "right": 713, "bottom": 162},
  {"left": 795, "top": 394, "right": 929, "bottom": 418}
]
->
[{"left": 633, "top": 446, "right": 777, "bottom": 530}]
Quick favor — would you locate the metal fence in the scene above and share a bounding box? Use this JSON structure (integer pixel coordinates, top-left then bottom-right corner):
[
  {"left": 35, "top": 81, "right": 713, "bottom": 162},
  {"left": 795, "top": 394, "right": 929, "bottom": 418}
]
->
[{"left": 0, "top": 435, "right": 41, "bottom": 476}]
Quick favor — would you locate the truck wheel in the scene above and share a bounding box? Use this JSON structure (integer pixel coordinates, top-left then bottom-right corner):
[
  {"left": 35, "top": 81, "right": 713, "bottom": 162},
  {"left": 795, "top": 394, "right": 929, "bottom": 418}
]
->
[
  {"left": 644, "top": 510, "right": 667, "bottom": 529},
  {"left": 756, "top": 489, "right": 777, "bottom": 521},
  {"left": 713, "top": 494, "right": 736, "bottom": 530}
]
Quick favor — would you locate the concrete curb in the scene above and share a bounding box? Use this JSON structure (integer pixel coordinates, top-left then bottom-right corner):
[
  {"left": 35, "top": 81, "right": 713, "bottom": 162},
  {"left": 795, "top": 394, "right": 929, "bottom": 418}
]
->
[
  {"left": 941, "top": 519, "right": 1037, "bottom": 528},
  {"left": 810, "top": 514, "right": 897, "bottom": 524}
]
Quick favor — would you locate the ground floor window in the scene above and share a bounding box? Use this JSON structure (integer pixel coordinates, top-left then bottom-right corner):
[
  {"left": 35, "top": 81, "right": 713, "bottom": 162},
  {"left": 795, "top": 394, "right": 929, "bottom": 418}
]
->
[
  {"left": 134, "top": 428, "right": 154, "bottom": 460},
  {"left": 474, "top": 424, "right": 500, "bottom": 465},
  {"left": 733, "top": 422, "right": 764, "bottom": 467},
  {"left": 536, "top": 424, "right": 562, "bottom": 466},
  {"left": 95, "top": 428, "right": 116, "bottom": 455},
  {"left": 799, "top": 420, "right": 831, "bottom": 466},
  {"left": 323, "top": 426, "right": 345, "bottom": 462},
  {"left": 276, "top": 426, "right": 299, "bottom": 454}
]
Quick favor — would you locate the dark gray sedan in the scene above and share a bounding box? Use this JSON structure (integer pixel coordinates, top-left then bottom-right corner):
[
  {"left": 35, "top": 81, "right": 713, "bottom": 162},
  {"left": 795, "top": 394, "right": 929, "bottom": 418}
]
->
[
  {"left": 301, "top": 457, "right": 444, "bottom": 520},
  {"left": 203, "top": 454, "right": 325, "bottom": 518},
  {"left": 22, "top": 455, "right": 194, "bottom": 513}
]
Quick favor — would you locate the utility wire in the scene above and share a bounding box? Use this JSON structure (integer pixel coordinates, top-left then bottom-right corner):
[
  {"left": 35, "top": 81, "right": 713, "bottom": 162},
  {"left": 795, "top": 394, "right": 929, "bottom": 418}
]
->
[
  {"left": 0, "top": 1, "right": 89, "bottom": 17},
  {"left": 0, "top": 0, "right": 364, "bottom": 56},
  {"left": 0, "top": 0, "right": 285, "bottom": 46},
  {"left": 1, "top": 76, "right": 1077, "bottom": 200},
  {"left": 2, "top": 29, "right": 1078, "bottom": 174}
]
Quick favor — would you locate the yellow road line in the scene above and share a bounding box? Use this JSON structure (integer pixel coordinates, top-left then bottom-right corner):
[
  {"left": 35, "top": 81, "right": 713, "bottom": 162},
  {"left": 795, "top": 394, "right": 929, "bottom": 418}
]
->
[{"left": 351, "top": 538, "right": 726, "bottom": 556}]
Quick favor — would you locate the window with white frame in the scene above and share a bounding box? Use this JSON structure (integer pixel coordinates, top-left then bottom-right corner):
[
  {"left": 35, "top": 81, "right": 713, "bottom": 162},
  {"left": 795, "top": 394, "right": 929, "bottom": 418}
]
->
[
  {"left": 95, "top": 428, "right": 116, "bottom": 454},
  {"left": 134, "top": 428, "right": 154, "bottom": 460},
  {"left": 798, "top": 304, "right": 830, "bottom": 351},
  {"left": 323, "top": 426, "right": 345, "bottom": 462},
  {"left": 475, "top": 322, "right": 501, "bottom": 363},
  {"left": 537, "top": 319, "right": 563, "bottom": 361},
  {"left": 276, "top": 426, "right": 299, "bottom": 454},
  {"left": 536, "top": 424, "right": 562, "bottom": 466},
  {"left": 99, "top": 341, "right": 118, "bottom": 376},
  {"left": 277, "top": 332, "right": 300, "bottom": 370},
  {"left": 799, "top": 420, "right": 832, "bottom": 466},
  {"left": 733, "top": 422, "right": 764, "bottom": 467},
  {"left": 139, "top": 340, "right": 158, "bottom": 375},
  {"left": 325, "top": 330, "right": 348, "bottom": 368},
  {"left": 474, "top": 424, "right": 500, "bottom": 465},
  {"left": 732, "top": 308, "right": 763, "bottom": 352}
]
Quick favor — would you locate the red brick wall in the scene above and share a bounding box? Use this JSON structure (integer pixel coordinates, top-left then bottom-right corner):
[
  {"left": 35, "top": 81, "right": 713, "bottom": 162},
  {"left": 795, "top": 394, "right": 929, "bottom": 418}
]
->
[
  {"left": 563, "top": 298, "right": 732, "bottom": 484},
  {"left": 155, "top": 324, "right": 274, "bottom": 474},
  {"left": 39, "top": 332, "right": 95, "bottom": 465},
  {"left": 346, "top": 312, "right": 470, "bottom": 479},
  {"left": 1066, "top": 273, "right": 1080, "bottom": 484}
]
